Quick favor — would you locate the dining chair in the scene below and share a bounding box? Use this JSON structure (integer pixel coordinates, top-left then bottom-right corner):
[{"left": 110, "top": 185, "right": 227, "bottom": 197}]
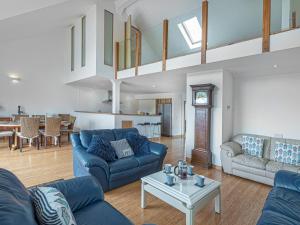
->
[
  {"left": 32, "top": 115, "right": 45, "bottom": 122},
  {"left": 13, "top": 114, "right": 29, "bottom": 122},
  {"left": 60, "top": 115, "right": 77, "bottom": 142},
  {"left": 0, "top": 131, "right": 14, "bottom": 150},
  {"left": 58, "top": 114, "right": 70, "bottom": 122},
  {"left": 0, "top": 117, "right": 14, "bottom": 150},
  {"left": 16, "top": 117, "right": 40, "bottom": 152},
  {"left": 40, "top": 117, "right": 62, "bottom": 148}
]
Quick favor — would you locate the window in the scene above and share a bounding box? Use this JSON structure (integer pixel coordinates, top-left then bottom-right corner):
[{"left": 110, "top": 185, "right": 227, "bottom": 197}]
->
[
  {"left": 178, "top": 17, "right": 202, "bottom": 49},
  {"left": 81, "top": 16, "right": 86, "bottom": 67},
  {"left": 71, "top": 26, "right": 75, "bottom": 71},
  {"left": 104, "top": 10, "right": 113, "bottom": 66}
]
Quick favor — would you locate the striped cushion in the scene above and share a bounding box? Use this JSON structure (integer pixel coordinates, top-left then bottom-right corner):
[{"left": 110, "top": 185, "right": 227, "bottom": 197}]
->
[{"left": 32, "top": 187, "right": 77, "bottom": 225}]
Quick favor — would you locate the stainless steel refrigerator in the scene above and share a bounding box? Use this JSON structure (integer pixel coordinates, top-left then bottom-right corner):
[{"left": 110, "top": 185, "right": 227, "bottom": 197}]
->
[{"left": 157, "top": 103, "right": 172, "bottom": 137}]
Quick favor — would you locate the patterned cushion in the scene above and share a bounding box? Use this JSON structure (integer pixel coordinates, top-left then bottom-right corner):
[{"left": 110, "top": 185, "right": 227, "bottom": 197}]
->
[
  {"left": 126, "top": 132, "right": 150, "bottom": 156},
  {"left": 242, "top": 135, "right": 264, "bottom": 158},
  {"left": 32, "top": 187, "right": 77, "bottom": 225},
  {"left": 86, "top": 135, "right": 117, "bottom": 162},
  {"left": 110, "top": 139, "right": 134, "bottom": 159},
  {"left": 274, "top": 141, "right": 300, "bottom": 166}
]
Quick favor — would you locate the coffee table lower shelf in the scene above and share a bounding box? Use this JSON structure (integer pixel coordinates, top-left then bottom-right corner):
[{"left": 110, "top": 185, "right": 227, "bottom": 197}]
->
[{"left": 141, "top": 180, "right": 221, "bottom": 225}]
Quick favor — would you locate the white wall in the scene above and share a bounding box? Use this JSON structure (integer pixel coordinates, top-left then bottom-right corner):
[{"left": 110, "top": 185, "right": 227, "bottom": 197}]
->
[
  {"left": 135, "top": 92, "right": 185, "bottom": 136},
  {"left": 137, "top": 100, "right": 156, "bottom": 114},
  {"left": 0, "top": 31, "right": 108, "bottom": 116},
  {"left": 233, "top": 73, "right": 300, "bottom": 140},
  {"left": 222, "top": 71, "right": 234, "bottom": 142},
  {"left": 65, "top": 5, "right": 97, "bottom": 83},
  {"left": 120, "top": 92, "right": 139, "bottom": 114},
  {"left": 65, "top": 0, "right": 124, "bottom": 83}
]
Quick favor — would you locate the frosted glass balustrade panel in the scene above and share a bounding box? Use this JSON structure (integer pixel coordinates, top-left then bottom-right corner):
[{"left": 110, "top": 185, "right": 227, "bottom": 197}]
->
[
  {"left": 104, "top": 10, "right": 113, "bottom": 66},
  {"left": 271, "top": 0, "right": 300, "bottom": 34},
  {"left": 118, "top": 41, "right": 125, "bottom": 71},
  {"left": 208, "top": 0, "right": 263, "bottom": 49},
  {"left": 141, "top": 22, "right": 163, "bottom": 65}
]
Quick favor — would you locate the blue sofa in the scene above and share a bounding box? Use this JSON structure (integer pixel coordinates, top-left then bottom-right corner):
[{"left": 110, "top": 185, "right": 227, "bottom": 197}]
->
[
  {"left": 0, "top": 168, "right": 134, "bottom": 225},
  {"left": 257, "top": 170, "right": 300, "bottom": 225},
  {"left": 72, "top": 128, "right": 167, "bottom": 192}
]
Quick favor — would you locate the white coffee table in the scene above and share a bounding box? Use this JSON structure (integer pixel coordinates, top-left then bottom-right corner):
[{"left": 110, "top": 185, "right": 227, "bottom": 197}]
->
[{"left": 141, "top": 171, "right": 221, "bottom": 225}]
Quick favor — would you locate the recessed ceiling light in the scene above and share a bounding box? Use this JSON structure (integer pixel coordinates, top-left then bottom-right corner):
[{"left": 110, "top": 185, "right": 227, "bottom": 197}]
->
[
  {"left": 273, "top": 64, "right": 278, "bottom": 68},
  {"left": 8, "top": 74, "right": 19, "bottom": 79},
  {"left": 152, "top": 85, "right": 157, "bottom": 88}
]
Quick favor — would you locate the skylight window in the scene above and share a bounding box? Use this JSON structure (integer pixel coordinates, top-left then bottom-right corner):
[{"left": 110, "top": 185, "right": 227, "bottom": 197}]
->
[{"left": 178, "top": 17, "right": 202, "bottom": 49}]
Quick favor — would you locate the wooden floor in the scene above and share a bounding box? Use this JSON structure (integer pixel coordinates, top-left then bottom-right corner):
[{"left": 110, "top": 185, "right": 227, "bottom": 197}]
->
[{"left": 0, "top": 137, "right": 271, "bottom": 225}]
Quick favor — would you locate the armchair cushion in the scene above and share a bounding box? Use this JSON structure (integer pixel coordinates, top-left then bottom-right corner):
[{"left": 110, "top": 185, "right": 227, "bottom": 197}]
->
[
  {"left": 45, "top": 176, "right": 104, "bottom": 212},
  {"left": 256, "top": 210, "right": 300, "bottom": 225},
  {"left": 262, "top": 187, "right": 300, "bottom": 222},
  {"left": 74, "top": 201, "right": 133, "bottom": 225},
  {"left": 0, "top": 169, "right": 38, "bottom": 225},
  {"left": 221, "top": 142, "right": 242, "bottom": 157},
  {"left": 87, "top": 135, "right": 117, "bottom": 162},
  {"left": 126, "top": 132, "right": 150, "bottom": 155},
  {"left": 274, "top": 170, "right": 300, "bottom": 192}
]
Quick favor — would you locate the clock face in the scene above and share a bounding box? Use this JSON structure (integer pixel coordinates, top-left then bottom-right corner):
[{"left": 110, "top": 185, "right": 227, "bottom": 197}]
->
[{"left": 195, "top": 91, "right": 208, "bottom": 104}]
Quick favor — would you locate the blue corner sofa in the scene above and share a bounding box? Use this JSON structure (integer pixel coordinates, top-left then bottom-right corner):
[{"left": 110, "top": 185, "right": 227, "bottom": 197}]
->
[
  {"left": 257, "top": 170, "right": 300, "bottom": 225},
  {"left": 72, "top": 128, "right": 167, "bottom": 192},
  {"left": 0, "top": 168, "right": 134, "bottom": 225}
]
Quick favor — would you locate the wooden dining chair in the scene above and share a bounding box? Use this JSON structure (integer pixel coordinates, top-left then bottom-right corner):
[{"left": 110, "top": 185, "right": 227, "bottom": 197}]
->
[
  {"left": 58, "top": 114, "right": 70, "bottom": 122},
  {"left": 16, "top": 117, "right": 40, "bottom": 152},
  {"left": 13, "top": 114, "right": 29, "bottom": 122},
  {"left": 40, "top": 117, "right": 62, "bottom": 148},
  {"left": 32, "top": 115, "right": 46, "bottom": 122},
  {"left": 60, "top": 115, "right": 77, "bottom": 142},
  {"left": 0, "top": 117, "right": 14, "bottom": 149}
]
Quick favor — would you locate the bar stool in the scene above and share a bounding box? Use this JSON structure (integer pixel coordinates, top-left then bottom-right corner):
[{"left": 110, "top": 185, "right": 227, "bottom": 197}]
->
[
  {"left": 137, "top": 123, "right": 146, "bottom": 136},
  {"left": 144, "top": 122, "right": 151, "bottom": 138},
  {"left": 0, "top": 131, "right": 14, "bottom": 150},
  {"left": 151, "top": 122, "right": 161, "bottom": 138}
]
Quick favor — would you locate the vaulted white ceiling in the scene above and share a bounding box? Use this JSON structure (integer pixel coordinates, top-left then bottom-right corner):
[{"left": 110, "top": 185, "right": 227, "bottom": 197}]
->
[
  {"left": 0, "top": 0, "right": 70, "bottom": 21},
  {"left": 0, "top": 0, "right": 96, "bottom": 42}
]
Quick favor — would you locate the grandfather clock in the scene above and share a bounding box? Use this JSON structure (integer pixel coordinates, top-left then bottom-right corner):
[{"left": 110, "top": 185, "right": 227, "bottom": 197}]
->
[{"left": 190, "top": 84, "right": 215, "bottom": 168}]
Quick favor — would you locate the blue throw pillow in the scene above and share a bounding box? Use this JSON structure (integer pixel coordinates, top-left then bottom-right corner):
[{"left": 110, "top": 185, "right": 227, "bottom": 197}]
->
[
  {"left": 126, "top": 132, "right": 151, "bottom": 155},
  {"left": 87, "top": 135, "right": 117, "bottom": 162}
]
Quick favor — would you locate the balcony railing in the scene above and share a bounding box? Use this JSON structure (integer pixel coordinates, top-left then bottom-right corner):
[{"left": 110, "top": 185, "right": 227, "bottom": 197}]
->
[{"left": 115, "top": 0, "right": 300, "bottom": 78}]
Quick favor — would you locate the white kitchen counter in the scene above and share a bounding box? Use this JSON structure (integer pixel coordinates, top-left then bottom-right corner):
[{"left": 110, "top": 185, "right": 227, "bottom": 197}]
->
[{"left": 74, "top": 111, "right": 161, "bottom": 138}]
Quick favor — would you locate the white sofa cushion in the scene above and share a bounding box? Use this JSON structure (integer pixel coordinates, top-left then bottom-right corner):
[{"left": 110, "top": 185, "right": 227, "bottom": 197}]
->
[
  {"left": 232, "top": 154, "right": 268, "bottom": 170},
  {"left": 266, "top": 160, "right": 300, "bottom": 173}
]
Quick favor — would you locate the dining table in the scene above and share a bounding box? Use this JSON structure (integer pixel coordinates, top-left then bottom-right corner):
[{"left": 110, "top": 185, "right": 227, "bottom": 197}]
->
[{"left": 0, "top": 121, "right": 71, "bottom": 150}]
